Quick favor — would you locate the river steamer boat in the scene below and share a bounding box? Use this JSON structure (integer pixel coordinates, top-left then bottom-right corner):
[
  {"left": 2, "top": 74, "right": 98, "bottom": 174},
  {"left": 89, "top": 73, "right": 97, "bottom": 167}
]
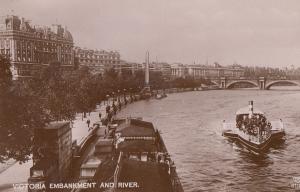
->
[{"left": 222, "top": 101, "right": 285, "bottom": 154}]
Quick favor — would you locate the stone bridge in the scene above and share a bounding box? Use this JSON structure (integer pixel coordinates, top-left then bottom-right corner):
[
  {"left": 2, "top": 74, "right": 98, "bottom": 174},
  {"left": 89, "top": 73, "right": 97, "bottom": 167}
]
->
[{"left": 210, "top": 77, "right": 300, "bottom": 90}]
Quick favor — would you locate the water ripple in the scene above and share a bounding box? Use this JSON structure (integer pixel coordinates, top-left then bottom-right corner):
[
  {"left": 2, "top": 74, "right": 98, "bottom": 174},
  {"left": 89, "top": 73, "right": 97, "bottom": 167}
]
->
[{"left": 117, "top": 90, "right": 300, "bottom": 191}]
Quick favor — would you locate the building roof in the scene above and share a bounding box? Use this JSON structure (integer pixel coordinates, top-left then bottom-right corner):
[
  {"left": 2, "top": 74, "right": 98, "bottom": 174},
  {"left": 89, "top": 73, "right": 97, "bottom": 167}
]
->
[
  {"left": 95, "top": 139, "right": 113, "bottom": 154},
  {"left": 116, "top": 119, "right": 156, "bottom": 137},
  {"left": 93, "top": 158, "right": 118, "bottom": 184},
  {"left": 118, "top": 140, "right": 157, "bottom": 152},
  {"left": 96, "top": 138, "right": 113, "bottom": 146},
  {"left": 118, "top": 159, "right": 173, "bottom": 192},
  {"left": 63, "top": 29, "right": 73, "bottom": 41},
  {"left": 1, "top": 15, "right": 73, "bottom": 42},
  {"left": 74, "top": 46, "right": 120, "bottom": 55},
  {"left": 81, "top": 158, "right": 101, "bottom": 169},
  {"left": 44, "top": 121, "right": 69, "bottom": 130}
]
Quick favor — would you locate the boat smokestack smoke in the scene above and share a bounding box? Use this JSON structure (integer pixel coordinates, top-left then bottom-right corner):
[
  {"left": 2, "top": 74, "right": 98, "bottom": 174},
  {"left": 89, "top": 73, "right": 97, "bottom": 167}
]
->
[{"left": 249, "top": 101, "right": 254, "bottom": 118}]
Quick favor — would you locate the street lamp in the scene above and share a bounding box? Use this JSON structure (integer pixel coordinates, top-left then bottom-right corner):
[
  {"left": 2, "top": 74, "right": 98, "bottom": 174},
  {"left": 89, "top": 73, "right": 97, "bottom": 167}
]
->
[
  {"left": 123, "top": 88, "right": 127, "bottom": 104},
  {"left": 106, "top": 94, "right": 110, "bottom": 105},
  {"left": 117, "top": 90, "right": 120, "bottom": 103},
  {"left": 129, "top": 88, "right": 133, "bottom": 103},
  {"left": 112, "top": 92, "right": 115, "bottom": 104}
]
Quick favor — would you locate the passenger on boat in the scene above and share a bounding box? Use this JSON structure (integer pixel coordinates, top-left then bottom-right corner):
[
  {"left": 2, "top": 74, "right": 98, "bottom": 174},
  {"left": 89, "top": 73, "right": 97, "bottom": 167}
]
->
[
  {"left": 237, "top": 114, "right": 267, "bottom": 136},
  {"left": 240, "top": 115, "right": 249, "bottom": 131},
  {"left": 267, "top": 122, "right": 272, "bottom": 129},
  {"left": 237, "top": 121, "right": 242, "bottom": 129},
  {"left": 106, "top": 105, "right": 111, "bottom": 114}
]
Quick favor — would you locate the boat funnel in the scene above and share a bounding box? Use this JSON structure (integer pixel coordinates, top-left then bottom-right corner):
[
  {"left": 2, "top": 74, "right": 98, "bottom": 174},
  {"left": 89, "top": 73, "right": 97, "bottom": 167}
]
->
[{"left": 248, "top": 101, "right": 254, "bottom": 118}]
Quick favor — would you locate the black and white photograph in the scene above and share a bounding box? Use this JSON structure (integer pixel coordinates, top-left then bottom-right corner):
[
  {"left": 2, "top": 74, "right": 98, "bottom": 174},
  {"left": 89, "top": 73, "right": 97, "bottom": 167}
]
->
[{"left": 0, "top": 0, "right": 300, "bottom": 191}]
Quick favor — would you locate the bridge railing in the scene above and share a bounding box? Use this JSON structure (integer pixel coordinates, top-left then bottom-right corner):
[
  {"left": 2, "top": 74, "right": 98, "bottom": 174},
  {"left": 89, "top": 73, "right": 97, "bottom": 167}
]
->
[{"left": 214, "top": 76, "right": 297, "bottom": 80}]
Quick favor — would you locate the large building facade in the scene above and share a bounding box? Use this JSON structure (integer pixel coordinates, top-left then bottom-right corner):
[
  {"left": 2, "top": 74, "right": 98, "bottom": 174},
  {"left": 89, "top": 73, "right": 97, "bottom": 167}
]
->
[
  {"left": 0, "top": 15, "right": 74, "bottom": 79},
  {"left": 149, "top": 62, "right": 172, "bottom": 79},
  {"left": 171, "top": 63, "right": 244, "bottom": 79},
  {"left": 117, "top": 61, "right": 143, "bottom": 74},
  {"left": 170, "top": 63, "right": 188, "bottom": 78},
  {"left": 74, "top": 47, "right": 121, "bottom": 74}
]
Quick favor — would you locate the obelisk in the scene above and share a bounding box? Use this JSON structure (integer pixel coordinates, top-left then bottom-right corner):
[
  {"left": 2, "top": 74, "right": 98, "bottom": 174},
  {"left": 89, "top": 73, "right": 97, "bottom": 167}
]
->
[{"left": 145, "top": 51, "right": 150, "bottom": 87}]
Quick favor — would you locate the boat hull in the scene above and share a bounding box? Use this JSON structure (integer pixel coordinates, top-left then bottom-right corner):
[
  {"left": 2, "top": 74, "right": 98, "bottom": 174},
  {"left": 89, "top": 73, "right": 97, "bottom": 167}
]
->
[{"left": 223, "top": 130, "right": 285, "bottom": 154}]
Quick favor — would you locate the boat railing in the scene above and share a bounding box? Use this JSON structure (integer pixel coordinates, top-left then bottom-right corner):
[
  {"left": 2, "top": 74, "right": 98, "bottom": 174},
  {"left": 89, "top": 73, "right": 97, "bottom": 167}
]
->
[
  {"left": 223, "top": 121, "right": 277, "bottom": 144},
  {"left": 222, "top": 122, "right": 235, "bottom": 131},
  {"left": 270, "top": 120, "right": 284, "bottom": 131},
  {"left": 236, "top": 129, "right": 272, "bottom": 144},
  {"left": 113, "top": 152, "right": 124, "bottom": 190},
  {"left": 259, "top": 130, "right": 272, "bottom": 143},
  {"left": 236, "top": 129, "right": 256, "bottom": 143}
]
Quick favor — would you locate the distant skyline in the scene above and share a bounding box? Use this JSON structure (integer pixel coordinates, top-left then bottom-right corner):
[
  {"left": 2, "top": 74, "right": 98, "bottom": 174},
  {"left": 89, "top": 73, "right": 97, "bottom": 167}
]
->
[{"left": 1, "top": 0, "right": 300, "bottom": 68}]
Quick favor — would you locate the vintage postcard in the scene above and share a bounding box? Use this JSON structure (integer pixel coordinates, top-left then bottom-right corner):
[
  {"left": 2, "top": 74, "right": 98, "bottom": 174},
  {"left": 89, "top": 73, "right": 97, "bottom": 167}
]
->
[{"left": 0, "top": 0, "right": 299, "bottom": 191}]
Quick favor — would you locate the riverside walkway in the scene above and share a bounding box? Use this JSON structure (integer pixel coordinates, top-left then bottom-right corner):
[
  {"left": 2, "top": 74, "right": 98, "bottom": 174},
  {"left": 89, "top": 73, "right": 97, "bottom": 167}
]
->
[
  {"left": 0, "top": 95, "right": 139, "bottom": 192},
  {"left": 72, "top": 95, "right": 136, "bottom": 146}
]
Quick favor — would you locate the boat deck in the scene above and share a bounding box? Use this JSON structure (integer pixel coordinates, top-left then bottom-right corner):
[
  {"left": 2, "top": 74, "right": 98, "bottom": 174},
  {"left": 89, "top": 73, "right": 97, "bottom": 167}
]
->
[{"left": 222, "top": 121, "right": 285, "bottom": 152}]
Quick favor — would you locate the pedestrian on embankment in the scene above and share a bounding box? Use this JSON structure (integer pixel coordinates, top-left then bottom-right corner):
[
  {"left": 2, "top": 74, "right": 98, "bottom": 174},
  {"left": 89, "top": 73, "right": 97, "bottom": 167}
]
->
[
  {"left": 107, "top": 112, "right": 111, "bottom": 121},
  {"left": 118, "top": 101, "right": 122, "bottom": 110},
  {"left": 87, "top": 119, "right": 90, "bottom": 128},
  {"left": 112, "top": 103, "right": 117, "bottom": 115}
]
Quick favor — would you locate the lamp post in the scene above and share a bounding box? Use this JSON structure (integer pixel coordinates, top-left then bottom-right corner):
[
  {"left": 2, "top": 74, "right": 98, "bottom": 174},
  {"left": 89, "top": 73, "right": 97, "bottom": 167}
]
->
[
  {"left": 106, "top": 94, "right": 110, "bottom": 105},
  {"left": 123, "top": 88, "right": 127, "bottom": 105},
  {"left": 129, "top": 88, "right": 133, "bottom": 103},
  {"left": 112, "top": 92, "right": 115, "bottom": 105},
  {"left": 117, "top": 89, "right": 120, "bottom": 103}
]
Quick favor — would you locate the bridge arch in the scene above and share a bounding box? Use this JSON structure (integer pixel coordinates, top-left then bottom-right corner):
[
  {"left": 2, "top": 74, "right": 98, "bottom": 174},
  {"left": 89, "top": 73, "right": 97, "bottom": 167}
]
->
[
  {"left": 210, "top": 81, "right": 219, "bottom": 86},
  {"left": 226, "top": 80, "right": 259, "bottom": 89},
  {"left": 265, "top": 80, "right": 300, "bottom": 90}
]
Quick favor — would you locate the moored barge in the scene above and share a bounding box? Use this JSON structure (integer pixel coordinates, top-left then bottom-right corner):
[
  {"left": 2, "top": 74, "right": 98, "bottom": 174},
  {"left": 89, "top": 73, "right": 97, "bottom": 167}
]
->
[{"left": 79, "top": 118, "right": 184, "bottom": 192}]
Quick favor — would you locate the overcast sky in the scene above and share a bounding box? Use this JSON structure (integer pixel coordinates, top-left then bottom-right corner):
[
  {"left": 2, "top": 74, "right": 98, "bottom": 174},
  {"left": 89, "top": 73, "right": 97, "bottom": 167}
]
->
[{"left": 1, "top": 0, "right": 300, "bottom": 67}]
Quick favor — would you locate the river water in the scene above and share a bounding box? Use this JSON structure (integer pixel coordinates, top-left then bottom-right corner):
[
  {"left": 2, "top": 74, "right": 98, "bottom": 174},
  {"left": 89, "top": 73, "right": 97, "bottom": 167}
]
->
[
  {"left": 117, "top": 88, "right": 300, "bottom": 192},
  {"left": 1, "top": 88, "right": 299, "bottom": 192}
]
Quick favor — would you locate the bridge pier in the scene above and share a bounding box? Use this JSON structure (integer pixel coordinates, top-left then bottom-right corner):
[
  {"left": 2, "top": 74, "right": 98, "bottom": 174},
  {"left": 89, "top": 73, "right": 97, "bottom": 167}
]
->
[
  {"left": 259, "top": 77, "right": 266, "bottom": 90},
  {"left": 220, "top": 77, "right": 226, "bottom": 89}
]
